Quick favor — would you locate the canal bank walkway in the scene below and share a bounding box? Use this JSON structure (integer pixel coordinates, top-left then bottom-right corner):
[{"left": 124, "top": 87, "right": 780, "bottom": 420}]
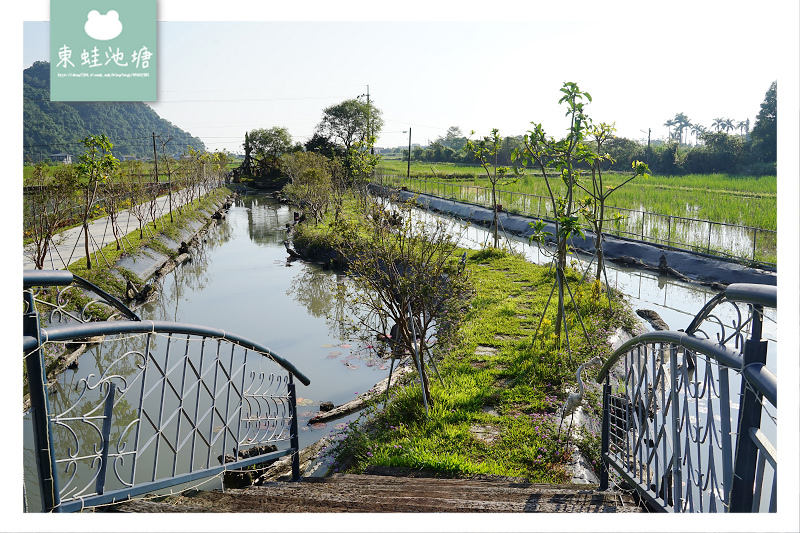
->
[{"left": 23, "top": 190, "right": 211, "bottom": 271}]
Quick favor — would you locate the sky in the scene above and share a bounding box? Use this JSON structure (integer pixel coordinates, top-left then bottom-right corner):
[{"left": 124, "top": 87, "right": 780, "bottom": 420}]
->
[
  {"left": 17, "top": 1, "right": 797, "bottom": 154},
  {"left": 5, "top": 1, "right": 800, "bottom": 531}
]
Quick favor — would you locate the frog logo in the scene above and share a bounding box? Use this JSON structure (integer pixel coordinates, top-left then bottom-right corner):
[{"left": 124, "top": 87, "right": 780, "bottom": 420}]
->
[{"left": 84, "top": 10, "right": 123, "bottom": 41}]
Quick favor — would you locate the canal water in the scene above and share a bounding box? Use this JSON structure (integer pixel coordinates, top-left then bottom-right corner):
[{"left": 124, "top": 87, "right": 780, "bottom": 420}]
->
[
  {"left": 24, "top": 192, "right": 777, "bottom": 511},
  {"left": 138, "top": 193, "right": 395, "bottom": 425},
  {"left": 23, "top": 193, "right": 391, "bottom": 511}
]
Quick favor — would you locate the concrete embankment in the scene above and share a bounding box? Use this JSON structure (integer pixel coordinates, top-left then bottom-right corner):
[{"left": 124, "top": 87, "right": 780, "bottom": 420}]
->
[
  {"left": 108, "top": 191, "right": 235, "bottom": 305},
  {"left": 374, "top": 186, "right": 776, "bottom": 288}
]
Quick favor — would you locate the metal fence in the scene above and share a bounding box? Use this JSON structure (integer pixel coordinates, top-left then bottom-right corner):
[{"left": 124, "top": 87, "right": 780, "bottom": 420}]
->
[
  {"left": 596, "top": 283, "right": 777, "bottom": 512},
  {"left": 377, "top": 175, "right": 776, "bottom": 267},
  {"left": 23, "top": 271, "right": 310, "bottom": 512}
]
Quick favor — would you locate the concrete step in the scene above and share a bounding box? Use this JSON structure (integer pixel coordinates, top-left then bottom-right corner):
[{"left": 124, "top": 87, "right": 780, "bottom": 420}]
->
[{"left": 110, "top": 473, "right": 643, "bottom": 513}]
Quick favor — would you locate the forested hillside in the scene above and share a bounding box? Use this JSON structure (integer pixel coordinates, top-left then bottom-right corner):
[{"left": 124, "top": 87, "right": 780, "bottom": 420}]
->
[{"left": 23, "top": 61, "right": 205, "bottom": 162}]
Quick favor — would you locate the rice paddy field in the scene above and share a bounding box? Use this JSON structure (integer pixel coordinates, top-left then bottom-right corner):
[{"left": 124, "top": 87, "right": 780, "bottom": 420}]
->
[{"left": 376, "top": 161, "right": 777, "bottom": 265}]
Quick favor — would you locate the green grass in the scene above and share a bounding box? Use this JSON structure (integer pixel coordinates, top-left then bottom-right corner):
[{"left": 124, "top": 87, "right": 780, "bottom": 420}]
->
[
  {"left": 65, "top": 187, "right": 230, "bottom": 300},
  {"left": 377, "top": 162, "right": 776, "bottom": 231},
  {"left": 377, "top": 160, "right": 486, "bottom": 180},
  {"left": 322, "top": 245, "right": 636, "bottom": 482},
  {"left": 376, "top": 163, "right": 777, "bottom": 264}
]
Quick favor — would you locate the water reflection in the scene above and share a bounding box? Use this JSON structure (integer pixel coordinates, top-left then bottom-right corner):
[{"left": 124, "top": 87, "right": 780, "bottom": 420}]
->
[
  {"left": 286, "top": 267, "right": 351, "bottom": 338},
  {"left": 25, "top": 193, "right": 777, "bottom": 511},
  {"left": 245, "top": 197, "right": 293, "bottom": 246}
]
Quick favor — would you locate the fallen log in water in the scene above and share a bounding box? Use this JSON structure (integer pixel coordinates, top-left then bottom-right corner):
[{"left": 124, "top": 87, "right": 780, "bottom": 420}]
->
[
  {"left": 308, "top": 362, "right": 414, "bottom": 425},
  {"left": 255, "top": 436, "right": 331, "bottom": 483}
]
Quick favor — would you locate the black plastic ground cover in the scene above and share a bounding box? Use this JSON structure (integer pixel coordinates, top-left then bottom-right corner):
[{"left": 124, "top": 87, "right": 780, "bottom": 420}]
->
[{"left": 382, "top": 187, "right": 776, "bottom": 287}]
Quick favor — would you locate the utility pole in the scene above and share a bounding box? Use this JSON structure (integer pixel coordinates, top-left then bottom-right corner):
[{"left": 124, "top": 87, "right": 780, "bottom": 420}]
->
[
  {"left": 154, "top": 132, "right": 173, "bottom": 222},
  {"left": 152, "top": 132, "right": 159, "bottom": 183},
  {"left": 406, "top": 128, "right": 411, "bottom": 179},
  {"left": 366, "top": 85, "right": 373, "bottom": 156}
]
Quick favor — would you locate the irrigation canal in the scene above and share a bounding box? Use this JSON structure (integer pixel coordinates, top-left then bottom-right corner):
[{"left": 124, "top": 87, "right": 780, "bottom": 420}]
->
[{"left": 24, "top": 191, "right": 777, "bottom": 510}]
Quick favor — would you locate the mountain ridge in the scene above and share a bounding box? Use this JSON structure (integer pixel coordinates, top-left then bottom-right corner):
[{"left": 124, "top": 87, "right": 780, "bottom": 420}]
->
[{"left": 24, "top": 61, "right": 205, "bottom": 162}]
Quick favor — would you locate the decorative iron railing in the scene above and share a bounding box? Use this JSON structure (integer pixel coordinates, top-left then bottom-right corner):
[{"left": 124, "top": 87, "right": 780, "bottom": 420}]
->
[
  {"left": 23, "top": 271, "right": 310, "bottom": 513},
  {"left": 24, "top": 269, "right": 141, "bottom": 324},
  {"left": 596, "top": 283, "right": 776, "bottom": 512}
]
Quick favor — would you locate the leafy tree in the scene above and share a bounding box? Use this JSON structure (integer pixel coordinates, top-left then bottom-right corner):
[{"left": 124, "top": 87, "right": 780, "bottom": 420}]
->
[
  {"left": 659, "top": 141, "right": 680, "bottom": 175},
  {"left": 737, "top": 119, "right": 750, "bottom": 137},
  {"left": 103, "top": 166, "right": 128, "bottom": 251},
  {"left": 281, "top": 152, "right": 333, "bottom": 224},
  {"left": 348, "top": 136, "right": 381, "bottom": 206},
  {"left": 305, "top": 132, "right": 343, "bottom": 159},
  {"left": 751, "top": 81, "right": 776, "bottom": 165},
  {"left": 439, "top": 126, "right": 467, "bottom": 151},
  {"left": 701, "top": 131, "right": 744, "bottom": 172},
  {"left": 315, "top": 98, "right": 384, "bottom": 154},
  {"left": 247, "top": 126, "right": 295, "bottom": 160},
  {"left": 239, "top": 128, "right": 294, "bottom": 187},
  {"left": 125, "top": 160, "right": 152, "bottom": 239},
  {"left": 76, "top": 134, "right": 119, "bottom": 269},
  {"left": 674, "top": 112, "right": 691, "bottom": 145},
  {"left": 690, "top": 123, "right": 707, "bottom": 146},
  {"left": 663, "top": 117, "right": 676, "bottom": 141},
  {"left": 465, "top": 129, "right": 511, "bottom": 248},
  {"left": 156, "top": 135, "right": 176, "bottom": 223},
  {"left": 576, "top": 123, "right": 649, "bottom": 281},
  {"left": 24, "top": 163, "right": 79, "bottom": 269},
  {"left": 207, "top": 149, "right": 232, "bottom": 192},
  {"left": 335, "top": 199, "right": 472, "bottom": 410},
  {"left": 722, "top": 118, "right": 735, "bottom": 133},
  {"left": 602, "top": 136, "right": 644, "bottom": 170},
  {"left": 513, "top": 82, "right": 594, "bottom": 341}
]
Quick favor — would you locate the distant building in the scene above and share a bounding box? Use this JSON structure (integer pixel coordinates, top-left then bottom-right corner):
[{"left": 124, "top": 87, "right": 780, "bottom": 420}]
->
[{"left": 50, "top": 153, "right": 72, "bottom": 164}]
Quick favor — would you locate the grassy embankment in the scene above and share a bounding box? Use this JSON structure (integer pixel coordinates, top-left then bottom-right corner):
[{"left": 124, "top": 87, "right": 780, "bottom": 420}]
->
[
  {"left": 26, "top": 186, "right": 230, "bottom": 389},
  {"left": 60, "top": 187, "right": 231, "bottom": 311},
  {"left": 292, "top": 195, "right": 637, "bottom": 482}
]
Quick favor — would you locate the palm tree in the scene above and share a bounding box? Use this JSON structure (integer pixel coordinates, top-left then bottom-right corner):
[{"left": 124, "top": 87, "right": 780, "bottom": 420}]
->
[
  {"left": 737, "top": 118, "right": 751, "bottom": 138},
  {"left": 712, "top": 117, "right": 725, "bottom": 132},
  {"left": 722, "top": 118, "right": 735, "bottom": 133},
  {"left": 673, "top": 112, "right": 691, "bottom": 145},
  {"left": 664, "top": 118, "right": 677, "bottom": 141},
  {"left": 691, "top": 123, "right": 706, "bottom": 145}
]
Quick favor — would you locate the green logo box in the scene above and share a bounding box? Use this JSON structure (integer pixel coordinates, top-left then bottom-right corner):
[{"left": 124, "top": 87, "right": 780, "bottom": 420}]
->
[{"left": 50, "top": 0, "right": 156, "bottom": 101}]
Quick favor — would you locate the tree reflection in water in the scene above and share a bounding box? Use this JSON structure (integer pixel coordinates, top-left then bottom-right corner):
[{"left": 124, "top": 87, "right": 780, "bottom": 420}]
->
[{"left": 286, "top": 266, "right": 391, "bottom": 366}]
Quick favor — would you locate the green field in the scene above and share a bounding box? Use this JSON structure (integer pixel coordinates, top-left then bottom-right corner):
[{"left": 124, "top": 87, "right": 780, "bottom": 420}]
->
[
  {"left": 23, "top": 159, "right": 241, "bottom": 183},
  {"left": 376, "top": 161, "right": 777, "bottom": 232}
]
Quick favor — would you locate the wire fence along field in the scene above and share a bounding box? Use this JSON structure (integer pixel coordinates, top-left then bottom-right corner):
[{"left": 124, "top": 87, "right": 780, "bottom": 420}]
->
[{"left": 377, "top": 175, "right": 776, "bottom": 267}]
